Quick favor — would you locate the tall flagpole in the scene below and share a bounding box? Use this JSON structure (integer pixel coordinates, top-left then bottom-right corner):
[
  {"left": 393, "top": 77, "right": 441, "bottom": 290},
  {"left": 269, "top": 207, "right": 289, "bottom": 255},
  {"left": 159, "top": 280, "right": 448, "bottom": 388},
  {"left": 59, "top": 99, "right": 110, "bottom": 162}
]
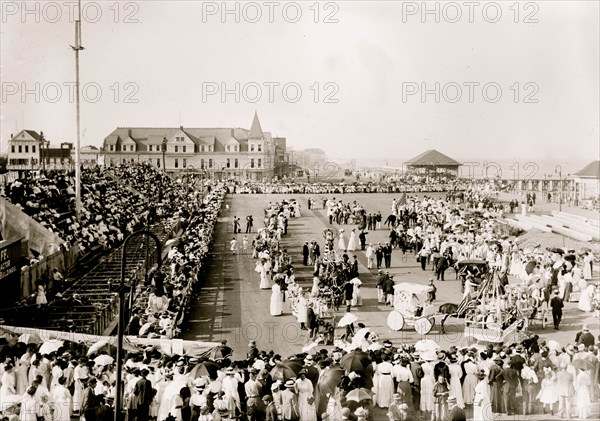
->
[{"left": 72, "top": 0, "right": 84, "bottom": 217}]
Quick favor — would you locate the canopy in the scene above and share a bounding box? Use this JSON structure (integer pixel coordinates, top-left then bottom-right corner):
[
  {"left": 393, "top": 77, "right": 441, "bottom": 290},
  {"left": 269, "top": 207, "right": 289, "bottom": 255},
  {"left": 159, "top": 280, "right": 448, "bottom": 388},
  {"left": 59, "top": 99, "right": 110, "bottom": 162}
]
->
[
  {"left": 393, "top": 282, "right": 430, "bottom": 297},
  {"left": 0, "top": 325, "right": 220, "bottom": 357}
]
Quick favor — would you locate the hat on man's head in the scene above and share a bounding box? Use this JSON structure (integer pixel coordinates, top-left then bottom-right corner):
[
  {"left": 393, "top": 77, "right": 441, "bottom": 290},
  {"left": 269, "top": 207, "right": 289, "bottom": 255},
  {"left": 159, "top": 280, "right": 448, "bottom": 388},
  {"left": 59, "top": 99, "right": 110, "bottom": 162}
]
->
[
  {"left": 284, "top": 379, "right": 295, "bottom": 388},
  {"left": 249, "top": 340, "right": 257, "bottom": 347}
]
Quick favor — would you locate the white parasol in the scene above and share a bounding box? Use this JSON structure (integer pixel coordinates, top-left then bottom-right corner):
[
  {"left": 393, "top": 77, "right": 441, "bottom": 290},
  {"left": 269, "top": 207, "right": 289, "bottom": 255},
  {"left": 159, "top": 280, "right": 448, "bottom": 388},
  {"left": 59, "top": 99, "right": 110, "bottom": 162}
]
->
[
  {"left": 39, "top": 340, "right": 64, "bottom": 355},
  {"left": 18, "top": 333, "right": 42, "bottom": 344},
  {"left": 338, "top": 313, "right": 358, "bottom": 327},
  {"left": 414, "top": 339, "right": 441, "bottom": 353},
  {"left": 547, "top": 340, "right": 561, "bottom": 352},
  {"left": 94, "top": 355, "right": 114, "bottom": 366}
]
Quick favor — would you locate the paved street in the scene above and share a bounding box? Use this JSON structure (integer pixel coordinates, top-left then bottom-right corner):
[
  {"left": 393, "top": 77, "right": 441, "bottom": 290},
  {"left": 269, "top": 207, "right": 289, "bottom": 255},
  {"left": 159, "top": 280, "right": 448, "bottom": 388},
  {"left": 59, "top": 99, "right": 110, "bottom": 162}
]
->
[{"left": 182, "top": 193, "right": 599, "bottom": 358}]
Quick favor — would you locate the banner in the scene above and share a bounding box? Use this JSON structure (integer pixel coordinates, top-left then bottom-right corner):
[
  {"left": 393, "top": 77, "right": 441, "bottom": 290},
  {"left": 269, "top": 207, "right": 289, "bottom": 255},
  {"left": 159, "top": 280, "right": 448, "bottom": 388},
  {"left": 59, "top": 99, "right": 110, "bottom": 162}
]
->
[{"left": 0, "top": 238, "right": 22, "bottom": 307}]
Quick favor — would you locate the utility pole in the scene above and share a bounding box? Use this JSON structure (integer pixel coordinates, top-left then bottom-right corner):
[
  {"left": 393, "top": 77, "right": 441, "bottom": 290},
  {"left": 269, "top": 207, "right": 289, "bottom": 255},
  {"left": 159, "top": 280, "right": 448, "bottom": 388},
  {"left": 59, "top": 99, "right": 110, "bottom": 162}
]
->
[{"left": 71, "top": 0, "right": 84, "bottom": 217}]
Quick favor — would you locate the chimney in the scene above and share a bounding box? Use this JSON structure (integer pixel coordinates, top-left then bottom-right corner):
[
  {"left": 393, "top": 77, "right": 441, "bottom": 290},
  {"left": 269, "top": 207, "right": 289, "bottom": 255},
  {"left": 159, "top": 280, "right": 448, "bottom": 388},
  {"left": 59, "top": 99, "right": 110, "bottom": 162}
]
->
[
  {"left": 10, "top": 133, "right": 13, "bottom": 139},
  {"left": 180, "top": 126, "right": 184, "bottom": 131}
]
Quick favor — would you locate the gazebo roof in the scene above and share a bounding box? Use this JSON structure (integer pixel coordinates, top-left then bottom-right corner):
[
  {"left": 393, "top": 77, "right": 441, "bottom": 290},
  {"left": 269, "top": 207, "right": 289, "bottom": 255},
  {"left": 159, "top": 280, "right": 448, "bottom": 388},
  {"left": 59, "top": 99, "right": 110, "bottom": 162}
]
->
[
  {"left": 574, "top": 160, "right": 600, "bottom": 178},
  {"left": 405, "top": 149, "right": 462, "bottom": 166}
]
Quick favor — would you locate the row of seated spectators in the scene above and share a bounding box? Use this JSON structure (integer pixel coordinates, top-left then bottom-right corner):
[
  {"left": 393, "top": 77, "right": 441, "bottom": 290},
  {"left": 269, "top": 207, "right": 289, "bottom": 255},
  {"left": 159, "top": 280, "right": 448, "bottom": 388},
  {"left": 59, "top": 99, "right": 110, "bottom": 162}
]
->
[
  {"left": 127, "top": 187, "right": 226, "bottom": 339},
  {"left": 1, "top": 164, "right": 194, "bottom": 255}
]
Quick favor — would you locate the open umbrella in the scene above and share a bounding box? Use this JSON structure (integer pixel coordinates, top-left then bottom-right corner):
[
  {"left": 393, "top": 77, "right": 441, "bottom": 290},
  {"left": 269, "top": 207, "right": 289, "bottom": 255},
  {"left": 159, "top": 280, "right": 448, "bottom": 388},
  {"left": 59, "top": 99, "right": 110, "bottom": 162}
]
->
[
  {"left": 39, "top": 340, "right": 63, "bottom": 355},
  {"left": 94, "top": 355, "right": 114, "bottom": 366},
  {"left": 546, "top": 340, "right": 560, "bottom": 352},
  {"left": 87, "top": 339, "right": 114, "bottom": 356},
  {"left": 18, "top": 333, "right": 42, "bottom": 344},
  {"left": 572, "top": 359, "right": 594, "bottom": 371},
  {"left": 345, "top": 387, "right": 373, "bottom": 403},
  {"left": 201, "top": 345, "right": 233, "bottom": 361},
  {"left": 271, "top": 360, "right": 303, "bottom": 382},
  {"left": 549, "top": 247, "right": 565, "bottom": 255},
  {"left": 338, "top": 313, "right": 358, "bottom": 327},
  {"left": 317, "top": 367, "right": 344, "bottom": 395},
  {"left": 189, "top": 361, "right": 221, "bottom": 379},
  {"left": 414, "top": 339, "right": 440, "bottom": 353},
  {"left": 340, "top": 350, "right": 371, "bottom": 372}
]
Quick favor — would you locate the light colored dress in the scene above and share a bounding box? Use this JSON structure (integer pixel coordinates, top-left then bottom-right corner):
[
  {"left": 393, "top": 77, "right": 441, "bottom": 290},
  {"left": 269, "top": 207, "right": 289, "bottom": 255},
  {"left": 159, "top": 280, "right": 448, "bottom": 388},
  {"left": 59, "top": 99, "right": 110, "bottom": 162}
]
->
[
  {"left": 296, "top": 296, "right": 308, "bottom": 324},
  {"left": 295, "top": 378, "right": 317, "bottom": 421},
  {"left": 449, "top": 363, "right": 465, "bottom": 407},
  {"left": 536, "top": 375, "right": 558, "bottom": 404},
  {"left": 338, "top": 233, "right": 346, "bottom": 251},
  {"left": 576, "top": 370, "right": 591, "bottom": 419},
  {"left": 50, "top": 383, "right": 72, "bottom": 421},
  {"left": 0, "top": 371, "right": 20, "bottom": 409},
  {"left": 36, "top": 285, "right": 47, "bottom": 305},
  {"left": 578, "top": 285, "right": 594, "bottom": 312},
  {"left": 420, "top": 362, "right": 435, "bottom": 412},
  {"left": 347, "top": 231, "right": 356, "bottom": 251},
  {"left": 583, "top": 255, "right": 593, "bottom": 280},
  {"left": 259, "top": 263, "right": 270, "bottom": 290},
  {"left": 376, "top": 362, "right": 394, "bottom": 408},
  {"left": 462, "top": 360, "right": 478, "bottom": 405},
  {"left": 473, "top": 380, "right": 493, "bottom": 421},
  {"left": 270, "top": 283, "right": 283, "bottom": 316}
]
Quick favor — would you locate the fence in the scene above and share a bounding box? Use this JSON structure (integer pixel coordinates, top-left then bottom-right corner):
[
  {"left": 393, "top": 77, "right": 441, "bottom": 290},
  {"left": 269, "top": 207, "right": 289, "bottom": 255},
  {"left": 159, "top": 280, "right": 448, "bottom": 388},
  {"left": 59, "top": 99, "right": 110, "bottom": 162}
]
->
[{"left": 20, "top": 245, "right": 80, "bottom": 299}]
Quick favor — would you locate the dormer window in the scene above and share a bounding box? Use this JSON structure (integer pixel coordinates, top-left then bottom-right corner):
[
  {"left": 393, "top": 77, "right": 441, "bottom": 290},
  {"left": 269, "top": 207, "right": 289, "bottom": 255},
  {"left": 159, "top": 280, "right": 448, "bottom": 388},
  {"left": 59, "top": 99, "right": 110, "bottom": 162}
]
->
[
  {"left": 183, "top": 146, "right": 186, "bottom": 153},
  {"left": 258, "top": 144, "right": 262, "bottom": 152},
  {"left": 250, "top": 144, "right": 255, "bottom": 152},
  {"left": 174, "top": 145, "right": 178, "bottom": 153}
]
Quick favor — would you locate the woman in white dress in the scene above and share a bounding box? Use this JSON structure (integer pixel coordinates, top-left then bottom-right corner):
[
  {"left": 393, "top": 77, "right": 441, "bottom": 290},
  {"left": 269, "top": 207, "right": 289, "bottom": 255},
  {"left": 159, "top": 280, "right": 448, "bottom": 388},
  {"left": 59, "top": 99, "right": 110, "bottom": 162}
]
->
[
  {"left": 270, "top": 280, "right": 283, "bottom": 316},
  {"left": 448, "top": 357, "right": 464, "bottom": 408},
  {"left": 583, "top": 253, "right": 593, "bottom": 280},
  {"left": 311, "top": 276, "right": 320, "bottom": 296},
  {"left": 51, "top": 376, "right": 72, "bottom": 421},
  {"left": 295, "top": 372, "right": 317, "bottom": 421},
  {"left": 578, "top": 284, "right": 595, "bottom": 312},
  {"left": 258, "top": 259, "right": 271, "bottom": 290},
  {"left": 376, "top": 356, "right": 394, "bottom": 408},
  {"left": 473, "top": 371, "right": 493, "bottom": 421},
  {"left": 462, "top": 356, "right": 478, "bottom": 405},
  {"left": 347, "top": 229, "right": 357, "bottom": 252},
  {"left": 575, "top": 368, "right": 591, "bottom": 419},
  {"left": 36, "top": 284, "right": 47, "bottom": 306},
  {"left": 420, "top": 360, "right": 435, "bottom": 412},
  {"left": 351, "top": 278, "right": 362, "bottom": 307},
  {"left": 16, "top": 348, "right": 33, "bottom": 395},
  {"left": 72, "top": 358, "right": 89, "bottom": 412},
  {"left": 296, "top": 293, "right": 308, "bottom": 330},
  {"left": 365, "top": 244, "right": 375, "bottom": 269},
  {"left": 0, "top": 364, "right": 20, "bottom": 410},
  {"left": 338, "top": 229, "right": 346, "bottom": 252}
]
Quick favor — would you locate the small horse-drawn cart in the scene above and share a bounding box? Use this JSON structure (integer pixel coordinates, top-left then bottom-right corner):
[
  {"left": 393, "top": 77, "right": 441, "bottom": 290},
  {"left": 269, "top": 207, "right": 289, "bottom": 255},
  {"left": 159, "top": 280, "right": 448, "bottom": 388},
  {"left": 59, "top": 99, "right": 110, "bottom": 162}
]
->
[
  {"left": 455, "top": 259, "right": 490, "bottom": 293},
  {"left": 387, "top": 283, "right": 446, "bottom": 335}
]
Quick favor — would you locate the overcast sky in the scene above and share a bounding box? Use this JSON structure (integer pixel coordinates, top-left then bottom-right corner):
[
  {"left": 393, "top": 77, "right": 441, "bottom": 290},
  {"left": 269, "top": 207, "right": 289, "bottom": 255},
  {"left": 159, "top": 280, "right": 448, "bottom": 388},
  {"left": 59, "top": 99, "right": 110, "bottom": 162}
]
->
[{"left": 1, "top": 1, "right": 598, "bottom": 164}]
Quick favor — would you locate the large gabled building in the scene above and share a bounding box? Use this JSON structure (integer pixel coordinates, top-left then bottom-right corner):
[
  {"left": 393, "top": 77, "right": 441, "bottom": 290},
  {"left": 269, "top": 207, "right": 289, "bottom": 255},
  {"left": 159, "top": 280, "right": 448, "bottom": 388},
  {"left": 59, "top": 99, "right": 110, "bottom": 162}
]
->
[
  {"left": 6, "top": 130, "right": 74, "bottom": 174},
  {"left": 101, "top": 112, "right": 285, "bottom": 180}
]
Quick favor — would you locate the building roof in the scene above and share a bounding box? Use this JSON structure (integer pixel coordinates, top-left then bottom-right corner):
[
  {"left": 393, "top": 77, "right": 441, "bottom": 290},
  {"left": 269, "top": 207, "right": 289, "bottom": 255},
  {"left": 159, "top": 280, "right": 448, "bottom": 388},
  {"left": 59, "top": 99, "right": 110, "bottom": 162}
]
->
[
  {"left": 574, "top": 160, "right": 600, "bottom": 178},
  {"left": 248, "top": 111, "right": 263, "bottom": 138},
  {"left": 405, "top": 149, "right": 462, "bottom": 166}
]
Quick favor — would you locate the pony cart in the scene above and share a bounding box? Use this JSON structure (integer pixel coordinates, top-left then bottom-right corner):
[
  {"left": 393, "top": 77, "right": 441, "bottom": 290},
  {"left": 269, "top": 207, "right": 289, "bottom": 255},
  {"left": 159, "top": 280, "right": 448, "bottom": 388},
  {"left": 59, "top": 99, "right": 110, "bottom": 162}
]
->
[{"left": 387, "top": 283, "right": 445, "bottom": 335}]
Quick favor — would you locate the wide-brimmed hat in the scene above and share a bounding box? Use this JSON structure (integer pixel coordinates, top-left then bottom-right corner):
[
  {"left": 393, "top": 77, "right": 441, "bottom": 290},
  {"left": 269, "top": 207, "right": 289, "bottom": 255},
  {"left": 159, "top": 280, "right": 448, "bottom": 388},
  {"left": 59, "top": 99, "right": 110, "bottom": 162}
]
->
[
  {"left": 225, "top": 367, "right": 235, "bottom": 375},
  {"left": 284, "top": 379, "right": 295, "bottom": 388}
]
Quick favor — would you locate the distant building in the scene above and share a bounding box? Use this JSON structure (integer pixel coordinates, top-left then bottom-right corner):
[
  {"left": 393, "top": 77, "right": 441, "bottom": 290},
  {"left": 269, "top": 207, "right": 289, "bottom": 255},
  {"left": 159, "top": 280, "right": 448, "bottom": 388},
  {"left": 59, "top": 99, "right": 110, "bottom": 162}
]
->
[
  {"left": 573, "top": 160, "right": 600, "bottom": 204},
  {"left": 101, "top": 112, "right": 285, "bottom": 180},
  {"left": 404, "top": 149, "right": 462, "bottom": 177},
  {"left": 80, "top": 145, "right": 101, "bottom": 167},
  {"left": 6, "top": 130, "right": 74, "bottom": 174}
]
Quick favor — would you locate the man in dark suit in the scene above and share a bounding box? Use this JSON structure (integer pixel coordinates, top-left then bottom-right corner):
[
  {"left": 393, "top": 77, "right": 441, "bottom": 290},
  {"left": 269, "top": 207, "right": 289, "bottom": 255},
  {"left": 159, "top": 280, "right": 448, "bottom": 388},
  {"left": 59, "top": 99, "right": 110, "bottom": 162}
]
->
[
  {"left": 81, "top": 377, "right": 100, "bottom": 421},
  {"left": 436, "top": 254, "right": 448, "bottom": 281},
  {"left": 499, "top": 364, "right": 520, "bottom": 415},
  {"left": 302, "top": 242, "right": 310, "bottom": 266},
  {"left": 488, "top": 358, "right": 504, "bottom": 414},
  {"left": 575, "top": 325, "right": 595, "bottom": 347},
  {"left": 383, "top": 242, "right": 392, "bottom": 268},
  {"left": 133, "top": 368, "right": 153, "bottom": 421},
  {"left": 358, "top": 230, "right": 367, "bottom": 250},
  {"left": 550, "top": 290, "right": 564, "bottom": 329},
  {"left": 375, "top": 243, "right": 384, "bottom": 269},
  {"left": 447, "top": 395, "right": 466, "bottom": 420},
  {"left": 410, "top": 355, "right": 424, "bottom": 412}
]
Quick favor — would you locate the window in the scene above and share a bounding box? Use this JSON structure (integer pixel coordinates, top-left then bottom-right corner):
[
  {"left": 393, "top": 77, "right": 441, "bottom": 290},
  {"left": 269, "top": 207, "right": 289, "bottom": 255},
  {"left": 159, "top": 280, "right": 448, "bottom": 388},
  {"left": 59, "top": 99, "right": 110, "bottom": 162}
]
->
[
  {"left": 110, "top": 145, "right": 114, "bottom": 152},
  {"left": 157, "top": 159, "right": 160, "bottom": 167},
  {"left": 32, "top": 145, "right": 36, "bottom": 153},
  {"left": 226, "top": 145, "right": 230, "bottom": 152},
  {"left": 131, "top": 145, "right": 135, "bottom": 152},
  {"left": 25, "top": 145, "right": 29, "bottom": 153},
  {"left": 251, "top": 158, "right": 255, "bottom": 168},
  {"left": 250, "top": 144, "right": 255, "bottom": 152},
  {"left": 11, "top": 145, "right": 15, "bottom": 153},
  {"left": 175, "top": 159, "right": 179, "bottom": 168},
  {"left": 175, "top": 145, "right": 178, "bottom": 153},
  {"left": 149, "top": 145, "right": 153, "bottom": 152},
  {"left": 226, "top": 159, "right": 231, "bottom": 168},
  {"left": 208, "top": 158, "right": 213, "bottom": 168},
  {"left": 201, "top": 159, "right": 205, "bottom": 169},
  {"left": 122, "top": 145, "right": 126, "bottom": 151},
  {"left": 200, "top": 145, "right": 204, "bottom": 152},
  {"left": 208, "top": 145, "right": 212, "bottom": 152},
  {"left": 18, "top": 145, "right": 22, "bottom": 153},
  {"left": 183, "top": 158, "right": 187, "bottom": 168},
  {"left": 234, "top": 158, "right": 238, "bottom": 168},
  {"left": 258, "top": 158, "right": 262, "bottom": 168},
  {"left": 258, "top": 144, "right": 262, "bottom": 152},
  {"left": 183, "top": 146, "right": 186, "bottom": 153}
]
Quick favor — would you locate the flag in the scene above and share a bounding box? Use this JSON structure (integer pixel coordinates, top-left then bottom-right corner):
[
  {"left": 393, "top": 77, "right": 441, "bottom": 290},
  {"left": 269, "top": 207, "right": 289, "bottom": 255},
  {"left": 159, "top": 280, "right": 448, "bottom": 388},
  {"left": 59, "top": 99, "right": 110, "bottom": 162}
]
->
[
  {"left": 456, "top": 293, "right": 472, "bottom": 316},
  {"left": 398, "top": 192, "right": 407, "bottom": 206}
]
